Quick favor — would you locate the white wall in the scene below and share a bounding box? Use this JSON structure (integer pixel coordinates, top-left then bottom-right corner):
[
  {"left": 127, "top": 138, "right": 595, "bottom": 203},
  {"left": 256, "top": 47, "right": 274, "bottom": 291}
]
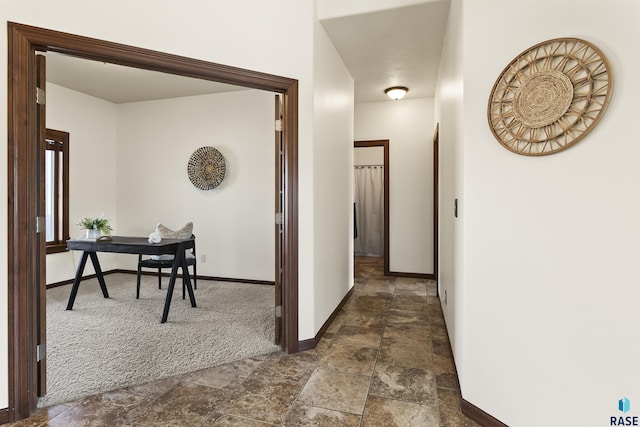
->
[
  {"left": 45, "top": 83, "right": 119, "bottom": 284},
  {"left": 355, "top": 98, "right": 434, "bottom": 274},
  {"left": 312, "top": 19, "right": 354, "bottom": 333},
  {"left": 354, "top": 146, "right": 383, "bottom": 166},
  {"left": 434, "top": 0, "right": 463, "bottom": 369},
  {"left": 437, "top": 1, "right": 640, "bottom": 425},
  {"left": 116, "top": 90, "right": 274, "bottom": 281},
  {"left": 46, "top": 85, "right": 275, "bottom": 283},
  {"left": 1, "top": 0, "right": 319, "bottom": 408}
]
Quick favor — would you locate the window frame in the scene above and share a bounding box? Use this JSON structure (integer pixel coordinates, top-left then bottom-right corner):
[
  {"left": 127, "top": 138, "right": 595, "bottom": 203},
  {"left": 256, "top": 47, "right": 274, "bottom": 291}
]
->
[{"left": 44, "top": 128, "right": 70, "bottom": 254}]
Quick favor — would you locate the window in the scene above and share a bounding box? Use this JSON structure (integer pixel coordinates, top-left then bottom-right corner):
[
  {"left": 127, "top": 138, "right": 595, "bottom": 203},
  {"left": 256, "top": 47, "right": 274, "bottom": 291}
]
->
[{"left": 45, "top": 128, "right": 70, "bottom": 254}]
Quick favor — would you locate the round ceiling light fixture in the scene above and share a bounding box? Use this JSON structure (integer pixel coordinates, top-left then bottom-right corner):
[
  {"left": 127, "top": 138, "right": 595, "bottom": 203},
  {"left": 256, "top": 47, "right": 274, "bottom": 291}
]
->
[{"left": 384, "top": 86, "right": 409, "bottom": 100}]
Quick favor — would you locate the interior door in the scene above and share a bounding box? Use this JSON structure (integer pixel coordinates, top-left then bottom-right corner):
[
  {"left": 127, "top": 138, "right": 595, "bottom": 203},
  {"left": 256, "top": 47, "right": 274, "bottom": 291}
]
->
[
  {"left": 274, "top": 94, "right": 284, "bottom": 345},
  {"left": 36, "top": 52, "right": 47, "bottom": 397}
]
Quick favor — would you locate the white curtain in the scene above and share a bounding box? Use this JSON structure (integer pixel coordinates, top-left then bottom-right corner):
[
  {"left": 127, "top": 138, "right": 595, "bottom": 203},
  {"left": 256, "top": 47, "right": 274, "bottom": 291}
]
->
[{"left": 354, "top": 165, "right": 384, "bottom": 257}]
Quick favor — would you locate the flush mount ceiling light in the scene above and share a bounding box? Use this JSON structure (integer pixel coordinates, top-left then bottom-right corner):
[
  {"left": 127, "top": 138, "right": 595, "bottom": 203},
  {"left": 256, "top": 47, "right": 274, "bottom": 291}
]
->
[{"left": 384, "top": 86, "right": 409, "bottom": 100}]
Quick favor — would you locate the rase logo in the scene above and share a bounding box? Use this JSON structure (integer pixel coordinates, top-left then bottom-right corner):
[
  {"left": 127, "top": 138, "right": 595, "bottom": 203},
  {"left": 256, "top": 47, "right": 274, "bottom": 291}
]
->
[{"left": 611, "top": 397, "right": 638, "bottom": 426}]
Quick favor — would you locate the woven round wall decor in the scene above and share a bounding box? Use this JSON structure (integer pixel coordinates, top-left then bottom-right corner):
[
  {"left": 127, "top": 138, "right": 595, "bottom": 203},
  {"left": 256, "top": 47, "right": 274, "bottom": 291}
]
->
[
  {"left": 187, "top": 146, "right": 226, "bottom": 190},
  {"left": 488, "top": 38, "right": 613, "bottom": 156}
]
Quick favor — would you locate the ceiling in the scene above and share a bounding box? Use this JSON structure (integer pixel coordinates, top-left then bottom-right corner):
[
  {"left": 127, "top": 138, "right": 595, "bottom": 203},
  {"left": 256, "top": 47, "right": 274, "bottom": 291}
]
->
[
  {"left": 320, "top": 1, "right": 450, "bottom": 103},
  {"left": 45, "top": 53, "right": 248, "bottom": 104},
  {"left": 45, "top": 1, "right": 450, "bottom": 105}
]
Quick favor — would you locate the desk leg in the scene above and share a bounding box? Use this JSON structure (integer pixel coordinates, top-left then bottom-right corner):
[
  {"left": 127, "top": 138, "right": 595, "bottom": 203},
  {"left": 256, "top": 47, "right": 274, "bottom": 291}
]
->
[
  {"left": 66, "top": 251, "right": 89, "bottom": 310},
  {"left": 89, "top": 252, "right": 109, "bottom": 298},
  {"left": 161, "top": 256, "right": 181, "bottom": 324},
  {"left": 182, "top": 256, "right": 197, "bottom": 308},
  {"left": 161, "top": 243, "right": 198, "bottom": 323}
]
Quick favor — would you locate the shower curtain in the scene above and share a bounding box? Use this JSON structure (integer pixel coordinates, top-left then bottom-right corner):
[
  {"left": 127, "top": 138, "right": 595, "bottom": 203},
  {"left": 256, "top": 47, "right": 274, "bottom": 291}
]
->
[{"left": 354, "top": 165, "right": 384, "bottom": 257}]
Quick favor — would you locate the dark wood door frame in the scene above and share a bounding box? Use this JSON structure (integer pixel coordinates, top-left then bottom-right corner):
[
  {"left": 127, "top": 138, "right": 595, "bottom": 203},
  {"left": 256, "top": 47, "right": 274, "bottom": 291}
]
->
[
  {"left": 274, "top": 94, "right": 283, "bottom": 345},
  {"left": 354, "top": 140, "right": 390, "bottom": 275},
  {"left": 433, "top": 123, "right": 440, "bottom": 292},
  {"left": 355, "top": 137, "right": 438, "bottom": 280},
  {"left": 35, "top": 54, "right": 47, "bottom": 398},
  {"left": 7, "top": 22, "right": 299, "bottom": 422}
]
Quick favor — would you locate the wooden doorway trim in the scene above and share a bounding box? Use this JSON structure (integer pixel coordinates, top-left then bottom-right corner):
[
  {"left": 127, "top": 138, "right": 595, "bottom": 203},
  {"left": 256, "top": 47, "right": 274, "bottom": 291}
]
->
[
  {"left": 274, "top": 94, "right": 283, "bottom": 345},
  {"left": 433, "top": 124, "right": 440, "bottom": 292},
  {"left": 354, "top": 140, "right": 390, "bottom": 275},
  {"left": 7, "top": 22, "right": 299, "bottom": 421}
]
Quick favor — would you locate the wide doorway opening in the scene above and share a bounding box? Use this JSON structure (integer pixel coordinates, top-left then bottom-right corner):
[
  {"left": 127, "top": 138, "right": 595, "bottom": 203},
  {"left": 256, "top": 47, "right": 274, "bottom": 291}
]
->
[{"left": 8, "top": 22, "right": 299, "bottom": 421}]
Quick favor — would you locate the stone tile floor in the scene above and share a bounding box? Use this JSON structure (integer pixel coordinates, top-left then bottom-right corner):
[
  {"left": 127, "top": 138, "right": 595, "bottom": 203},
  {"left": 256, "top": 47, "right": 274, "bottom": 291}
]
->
[{"left": 6, "top": 257, "right": 479, "bottom": 426}]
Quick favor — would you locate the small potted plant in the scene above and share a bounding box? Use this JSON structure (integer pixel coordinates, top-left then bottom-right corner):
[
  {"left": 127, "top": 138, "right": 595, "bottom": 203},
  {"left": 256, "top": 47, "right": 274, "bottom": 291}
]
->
[{"left": 78, "top": 216, "right": 113, "bottom": 239}]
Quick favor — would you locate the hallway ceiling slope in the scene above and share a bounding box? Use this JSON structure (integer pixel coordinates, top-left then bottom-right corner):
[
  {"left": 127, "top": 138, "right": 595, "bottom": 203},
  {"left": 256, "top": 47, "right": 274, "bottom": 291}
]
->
[{"left": 319, "top": 0, "right": 450, "bottom": 103}]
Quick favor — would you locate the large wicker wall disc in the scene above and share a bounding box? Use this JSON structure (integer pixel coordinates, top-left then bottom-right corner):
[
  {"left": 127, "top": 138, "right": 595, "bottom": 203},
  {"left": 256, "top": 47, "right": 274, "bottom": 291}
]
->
[
  {"left": 488, "top": 38, "right": 613, "bottom": 156},
  {"left": 187, "top": 147, "right": 226, "bottom": 190}
]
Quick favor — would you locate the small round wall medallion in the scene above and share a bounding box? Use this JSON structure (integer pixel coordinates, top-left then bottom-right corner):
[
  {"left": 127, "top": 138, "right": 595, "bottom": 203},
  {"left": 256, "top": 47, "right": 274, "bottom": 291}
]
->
[
  {"left": 488, "top": 38, "right": 613, "bottom": 156},
  {"left": 187, "top": 146, "right": 226, "bottom": 190}
]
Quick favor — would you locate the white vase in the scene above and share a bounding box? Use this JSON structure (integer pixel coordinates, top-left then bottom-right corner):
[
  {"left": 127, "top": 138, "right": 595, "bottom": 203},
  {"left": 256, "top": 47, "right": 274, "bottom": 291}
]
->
[{"left": 86, "top": 229, "right": 100, "bottom": 239}]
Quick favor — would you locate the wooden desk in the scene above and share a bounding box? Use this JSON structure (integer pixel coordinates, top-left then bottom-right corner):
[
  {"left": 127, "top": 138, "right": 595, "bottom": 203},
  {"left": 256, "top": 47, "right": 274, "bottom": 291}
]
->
[{"left": 66, "top": 236, "right": 196, "bottom": 323}]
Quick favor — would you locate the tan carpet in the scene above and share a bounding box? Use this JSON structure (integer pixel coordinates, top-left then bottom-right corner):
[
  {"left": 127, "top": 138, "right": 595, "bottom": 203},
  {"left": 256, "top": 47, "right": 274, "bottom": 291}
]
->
[{"left": 39, "top": 273, "right": 280, "bottom": 407}]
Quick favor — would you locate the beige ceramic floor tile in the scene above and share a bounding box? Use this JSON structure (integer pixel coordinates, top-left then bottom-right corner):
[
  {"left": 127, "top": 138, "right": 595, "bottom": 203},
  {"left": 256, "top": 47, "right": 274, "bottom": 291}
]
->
[
  {"left": 216, "top": 393, "right": 292, "bottom": 426},
  {"left": 283, "top": 403, "right": 362, "bottom": 426},
  {"left": 321, "top": 343, "right": 378, "bottom": 375},
  {"left": 339, "top": 311, "right": 388, "bottom": 329},
  {"left": 297, "top": 368, "right": 371, "bottom": 415},
  {"left": 437, "top": 387, "right": 481, "bottom": 427},
  {"left": 383, "top": 322, "right": 432, "bottom": 345},
  {"left": 377, "top": 337, "right": 433, "bottom": 369},
  {"left": 362, "top": 395, "right": 440, "bottom": 427},
  {"left": 183, "top": 357, "right": 264, "bottom": 389},
  {"left": 369, "top": 363, "right": 437, "bottom": 405},
  {"left": 332, "top": 325, "right": 384, "bottom": 349},
  {"left": 394, "top": 282, "right": 428, "bottom": 297},
  {"left": 343, "top": 294, "right": 393, "bottom": 313},
  {"left": 125, "top": 382, "right": 229, "bottom": 427},
  {"left": 202, "top": 413, "right": 277, "bottom": 426}
]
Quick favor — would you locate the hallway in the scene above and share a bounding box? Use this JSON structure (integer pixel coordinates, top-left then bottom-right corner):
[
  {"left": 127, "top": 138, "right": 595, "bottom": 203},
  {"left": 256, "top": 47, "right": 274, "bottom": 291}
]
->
[{"left": 6, "top": 258, "right": 478, "bottom": 426}]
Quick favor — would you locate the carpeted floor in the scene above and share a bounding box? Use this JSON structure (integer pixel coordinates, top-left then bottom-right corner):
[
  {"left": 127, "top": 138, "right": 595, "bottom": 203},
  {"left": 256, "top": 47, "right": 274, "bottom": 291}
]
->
[{"left": 39, "top": 273, "right": 280, "bottom": 408}]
